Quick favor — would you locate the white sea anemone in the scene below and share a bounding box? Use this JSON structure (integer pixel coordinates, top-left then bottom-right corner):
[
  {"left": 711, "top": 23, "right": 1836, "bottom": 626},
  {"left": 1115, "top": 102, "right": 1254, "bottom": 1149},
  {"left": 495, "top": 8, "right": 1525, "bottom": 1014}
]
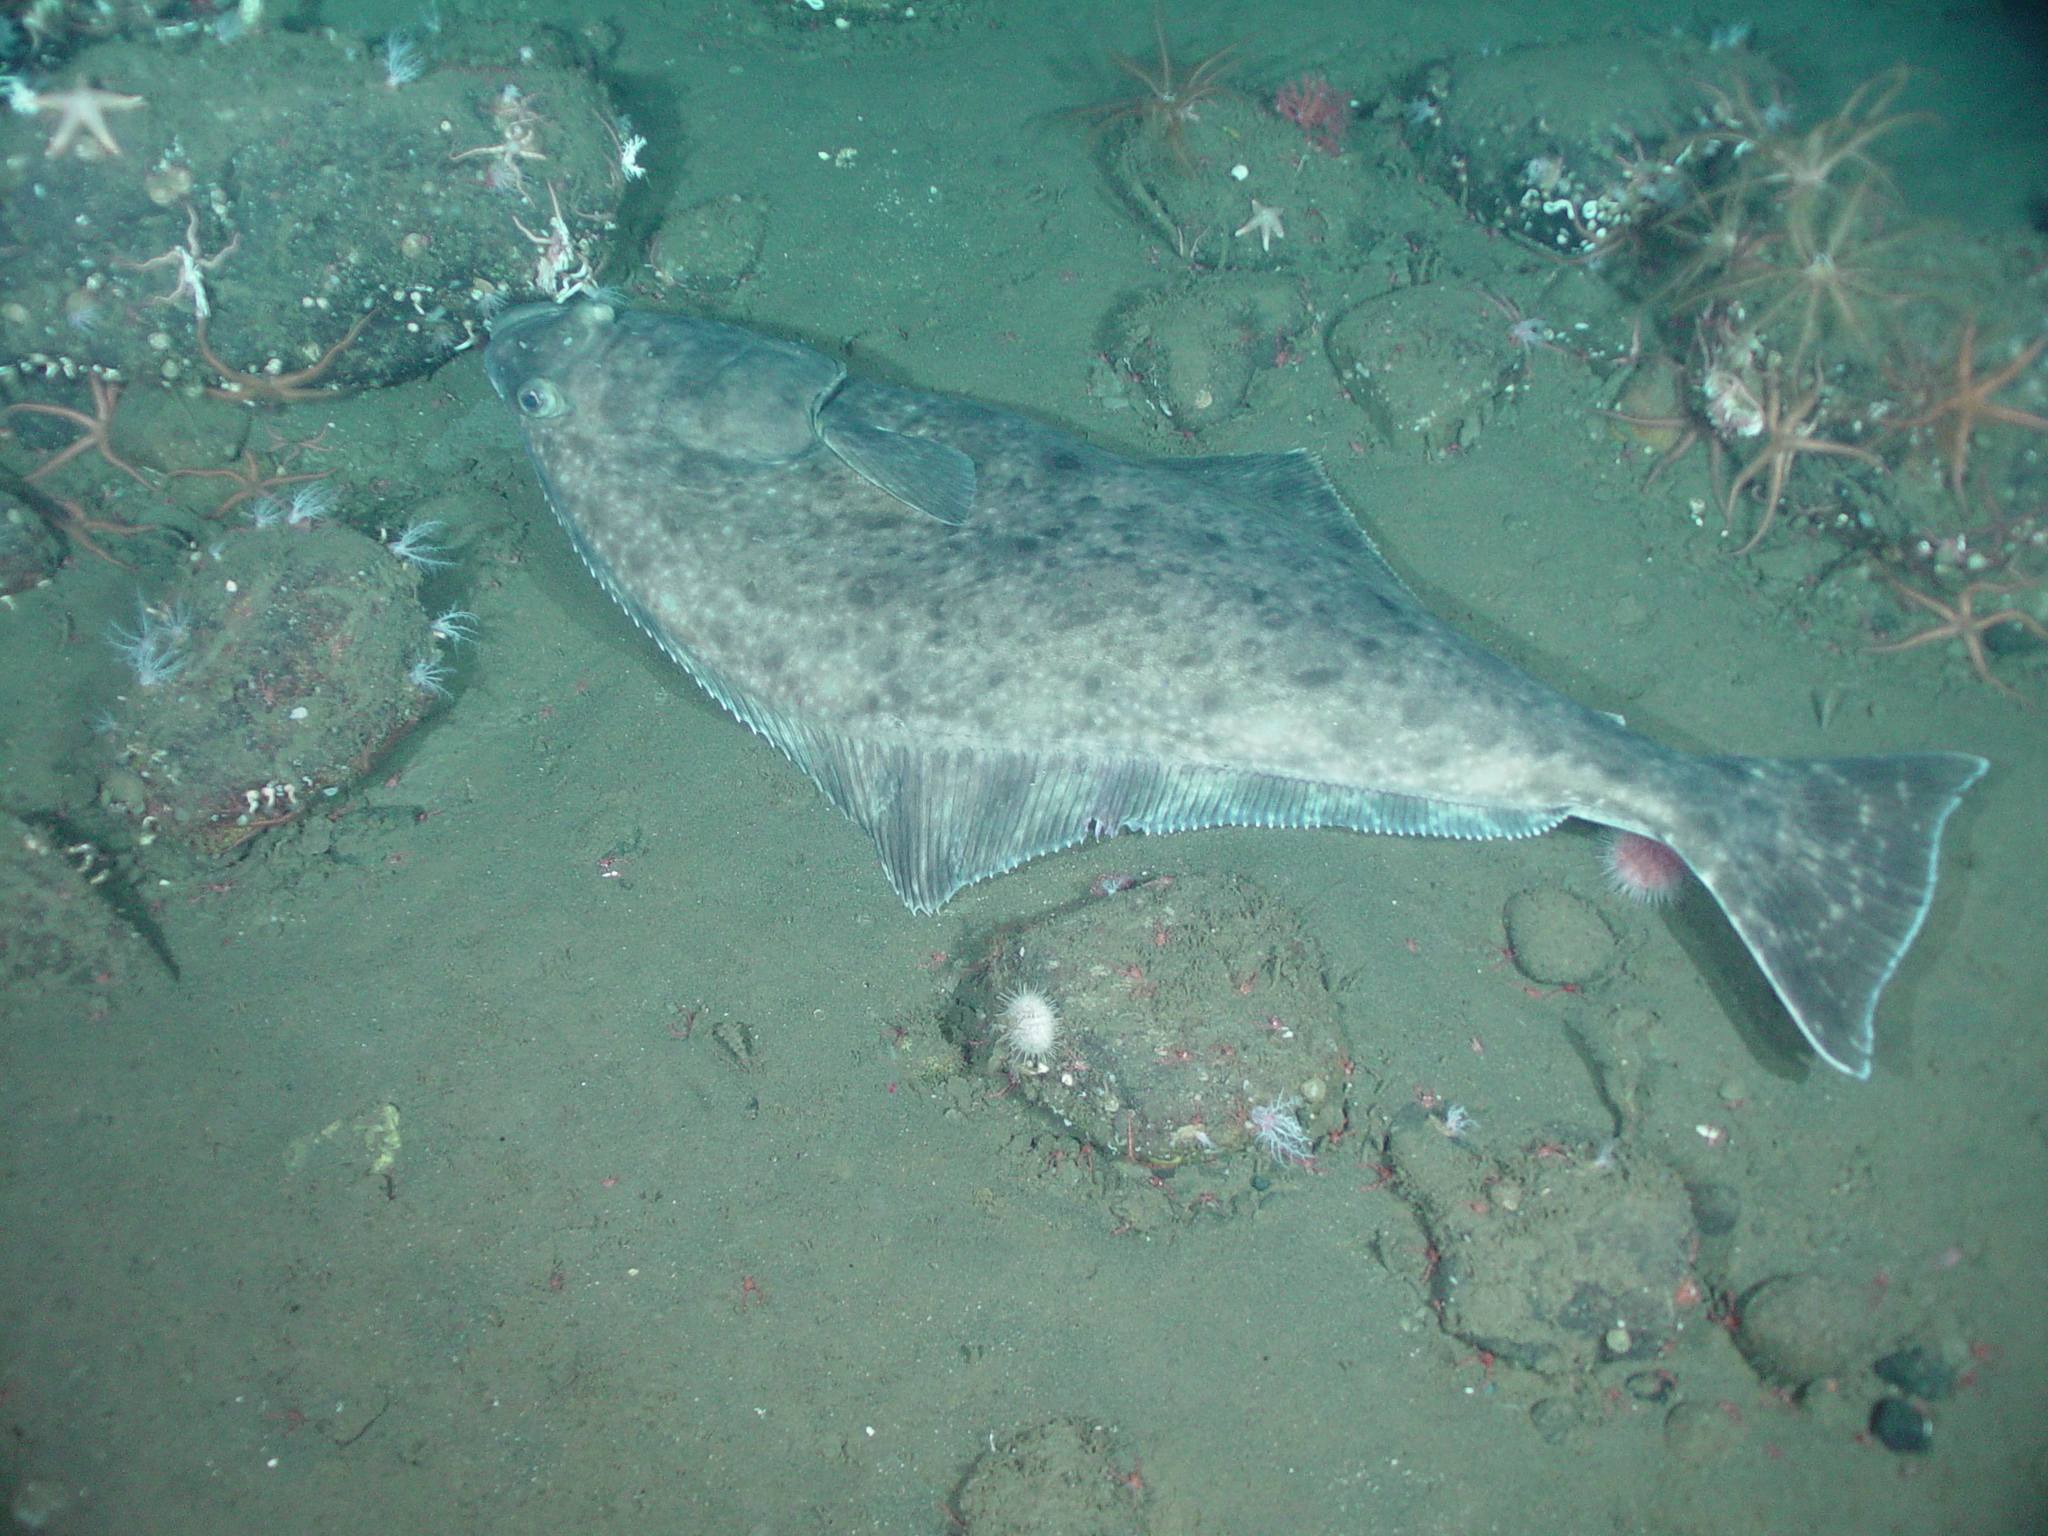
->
[
  {"left": 996, "top": 988, "right": 1061, "bottom": 1071},
  {"left": 381, "top": 28, "right": 426, "bottom": 87}
]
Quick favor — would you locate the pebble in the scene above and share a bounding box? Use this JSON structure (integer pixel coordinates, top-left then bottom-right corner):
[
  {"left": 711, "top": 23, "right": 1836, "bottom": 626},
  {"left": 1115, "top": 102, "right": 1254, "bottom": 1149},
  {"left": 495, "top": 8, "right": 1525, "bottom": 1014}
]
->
[
  {"left": 1869, "top": 1397, "right": 1934, "bottom": 1453},
  {"left": 1501, "top": 887, "right": 1616, "bottom": 985},
  {"left": 1874, "top": 1342, "right": 1962, "bottom": 1400}
]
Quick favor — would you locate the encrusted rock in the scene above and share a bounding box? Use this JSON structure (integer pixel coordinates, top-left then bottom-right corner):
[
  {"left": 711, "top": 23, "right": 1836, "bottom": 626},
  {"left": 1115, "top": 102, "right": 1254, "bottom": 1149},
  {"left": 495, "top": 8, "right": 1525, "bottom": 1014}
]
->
[
  {"left": 0, "top": 33, "right": 621, "bottom": 395},
  {"left": 1383, "top": 1104, "right": 1701, "bottom": 1378},
  {"left": 954, "top": 1418, "right": 1146, "bottom": 1536},
  {"left": 101, "top": 522, "right": 438, "bottom": 854},
  {"left": 968, "top": 872, "right": 1350, "bottom": 1167}
]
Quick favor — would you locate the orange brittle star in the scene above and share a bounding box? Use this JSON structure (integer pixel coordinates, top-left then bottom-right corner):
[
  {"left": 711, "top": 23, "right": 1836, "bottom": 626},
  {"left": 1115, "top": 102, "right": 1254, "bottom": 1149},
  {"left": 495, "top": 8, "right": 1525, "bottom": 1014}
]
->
[
  {"left": 1723, "top": 371, "right": 1881, "bottom": 556},
  {"left": 7, "top": 479, "right": 161, "bottom": 571},
  {"left": 0, "top": 374, "right": 153, "bottom": 486},
  {"left": 193, "top": 308, "right": 377, "bottom": 406},
  {"left": 1867, "top": 571, "right": 2048, "bottom": 697},
  {"left": 167, "top": 448, "right": 323, "bottom": 522},
  {"left": 1893, "top": 321, "right": 2048, "bottom": 499}
]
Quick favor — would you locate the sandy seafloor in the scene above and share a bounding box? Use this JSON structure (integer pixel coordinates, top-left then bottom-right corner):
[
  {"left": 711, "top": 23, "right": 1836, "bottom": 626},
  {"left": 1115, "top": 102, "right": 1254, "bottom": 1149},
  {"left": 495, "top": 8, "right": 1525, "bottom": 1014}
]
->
[{"left": 2, "top": 0, "right": 2046, "bottom": 1531}]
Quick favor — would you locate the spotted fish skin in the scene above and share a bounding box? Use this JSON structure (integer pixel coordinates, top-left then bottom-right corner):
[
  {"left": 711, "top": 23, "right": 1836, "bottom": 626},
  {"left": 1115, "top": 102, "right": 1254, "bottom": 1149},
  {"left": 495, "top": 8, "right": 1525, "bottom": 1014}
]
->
[{"left": 486, "top": 301, "right": 1986, "bottom": 1079}]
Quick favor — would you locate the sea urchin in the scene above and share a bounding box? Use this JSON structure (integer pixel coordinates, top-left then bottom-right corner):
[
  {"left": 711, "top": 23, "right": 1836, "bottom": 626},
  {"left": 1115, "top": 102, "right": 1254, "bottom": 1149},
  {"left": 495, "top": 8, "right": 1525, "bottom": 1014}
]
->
[{"left": 996, "top": 988, "right": 1062, "bottom": 1071}]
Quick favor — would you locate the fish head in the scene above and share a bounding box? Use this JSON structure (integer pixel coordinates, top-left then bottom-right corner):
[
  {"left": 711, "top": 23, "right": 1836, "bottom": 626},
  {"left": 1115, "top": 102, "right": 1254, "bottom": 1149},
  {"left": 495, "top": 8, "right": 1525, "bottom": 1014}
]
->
[{"left": 486, "top": 300, "right": 845, "bottom": 467}]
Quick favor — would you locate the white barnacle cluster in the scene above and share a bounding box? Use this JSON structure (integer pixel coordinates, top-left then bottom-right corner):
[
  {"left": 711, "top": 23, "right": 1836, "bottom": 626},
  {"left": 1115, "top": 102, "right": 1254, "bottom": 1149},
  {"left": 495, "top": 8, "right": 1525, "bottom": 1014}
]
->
[
  {"left": 240, "top": 780, "right": 300, "bottom": 821},
  {"left": 1511, "top": 138, "right": 1685, "bottom": 265}
]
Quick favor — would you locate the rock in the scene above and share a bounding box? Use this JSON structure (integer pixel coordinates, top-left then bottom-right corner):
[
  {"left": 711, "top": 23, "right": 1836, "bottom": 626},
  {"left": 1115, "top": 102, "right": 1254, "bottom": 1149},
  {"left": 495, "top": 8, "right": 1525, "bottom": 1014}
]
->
[
  {"left": 1502, "top": 887, "right": 1616, "bottom": 985},
  {"left": 970, "top": 873, "right": 1350, "bottom": 1167},
  {"left": 0, "top": 496, "right": 63, "bottom": 596},
  {"left": 0, "top": 814, "right": 149, "bottom": 992},
  {"left": 1664, "top": 1399, "right": 1743, "bottom": 1465},
  {"left": 1382, "top": 1105, "right": 1700, "bottom": 1378},
  {"left": 1687, "top": 1180, "right": 1742, "bottom": 1238},
  {"left": 1624, "top": 1369, "right": 1678, "bottom": 1404},
  {"left": 955, "top": 1418, "right": 1146, "bottom": 1536},
  {"left": 1098, "top": 275, "right": 1314, "bottom": 434},
  {"left": 1326, "top": 283, "right": 1527, "bottom": 457},
  {"left": 0, "top": 33, "right": 621, "bottom": 395},
  {"left": 1868, "top": 1397, "right": 1934, "bottom": 1453},
  {"left": 648, "top": 194, "right": 770, "bottom": 296},
  {"left": 1733, "top": 1272, "right": 1881, "bottom": 1388},
  {"left": 1093, "top": 86, "right": 1363, "bottom": 275},
  {"left": 1568, "top": 1003, "right": 1657, "bottom": 1131},
  {"left": 100, "top": 522, "right": 438, "bottom": 854},
  {"left": 1397, "top": 35, "right": 1755, "bottom": 282},
  {"left": 1529, "top": 1396, "right": 1584, "bottom": 1444},
  {"left": 7, "top": 1477, "right": 79, "bottom": 1531},
  {"left": 1874, "top": 1340, "right": 1965, "bottom": 1401}
]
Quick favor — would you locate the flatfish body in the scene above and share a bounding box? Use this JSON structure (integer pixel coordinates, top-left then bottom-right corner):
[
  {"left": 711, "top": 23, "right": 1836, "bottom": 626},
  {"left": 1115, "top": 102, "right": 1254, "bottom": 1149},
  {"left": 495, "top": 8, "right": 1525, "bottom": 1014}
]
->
[{"left": 486, "top": 301, "right": 1985, "bottom": 1079}]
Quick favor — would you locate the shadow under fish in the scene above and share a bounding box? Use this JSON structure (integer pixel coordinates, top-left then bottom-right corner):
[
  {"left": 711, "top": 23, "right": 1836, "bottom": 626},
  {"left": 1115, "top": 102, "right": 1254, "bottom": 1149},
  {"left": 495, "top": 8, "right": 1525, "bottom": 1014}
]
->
[{"left": 485, "top": 301, "right": 1986, "bottom": 1081}]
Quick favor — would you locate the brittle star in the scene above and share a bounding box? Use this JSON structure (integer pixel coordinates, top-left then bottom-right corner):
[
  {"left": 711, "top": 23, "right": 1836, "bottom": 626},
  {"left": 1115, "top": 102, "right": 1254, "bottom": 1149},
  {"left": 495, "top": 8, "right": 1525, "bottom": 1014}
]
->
[
  {"left": 167, "top": 447, "right": 323, "bottom": 522},
  {"left": 194, "top": 307, "right": 377, "bottom": 405},
  {"left": 1893, "top": 321, "right": 2048, "bottom": 499},
  {"left": 1596, "top": 390, "right": 1723, "bottom": 489},
  {"left": 1867, "top": 571, "right": 2048, "bottom": 697},
  {"left": 5, "top": 479, "right": 160, "bottom": 571},
  {"left": 449, "top": 118, "right": 549, "bottom": 196},
  {"left": 1723, "top": 371, "right": 1881, "bottom": 555},
  {"left": 0, "top": 374, "right": 153, "bottom": 486},
  {"left": 120, "top": 202, "right": 240, "bottom": 319}
]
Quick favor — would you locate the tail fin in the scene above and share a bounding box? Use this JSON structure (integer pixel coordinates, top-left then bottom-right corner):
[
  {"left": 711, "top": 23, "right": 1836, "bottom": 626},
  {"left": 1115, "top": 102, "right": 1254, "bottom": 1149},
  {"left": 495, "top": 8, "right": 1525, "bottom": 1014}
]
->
[{"left": 1672, "top": 752, "right": 1987, "bottom": 1078}]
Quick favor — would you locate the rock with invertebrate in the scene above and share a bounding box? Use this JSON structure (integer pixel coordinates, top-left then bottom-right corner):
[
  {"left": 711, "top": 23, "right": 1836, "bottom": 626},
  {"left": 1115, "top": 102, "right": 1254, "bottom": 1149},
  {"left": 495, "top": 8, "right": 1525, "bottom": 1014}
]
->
[
  {"left": 969, "top": 871, "right": 1351, "bottom": 1168},
  {"left": 98, "top": 521, "right": 438, "bottom": 854}
]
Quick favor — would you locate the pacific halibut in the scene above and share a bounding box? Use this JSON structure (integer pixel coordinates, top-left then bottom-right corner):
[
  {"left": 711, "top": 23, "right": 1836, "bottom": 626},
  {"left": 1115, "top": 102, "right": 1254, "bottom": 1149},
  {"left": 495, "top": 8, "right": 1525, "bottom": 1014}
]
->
[{"left": 485, "top": 302, "right": 1986, "bottom": 1080}]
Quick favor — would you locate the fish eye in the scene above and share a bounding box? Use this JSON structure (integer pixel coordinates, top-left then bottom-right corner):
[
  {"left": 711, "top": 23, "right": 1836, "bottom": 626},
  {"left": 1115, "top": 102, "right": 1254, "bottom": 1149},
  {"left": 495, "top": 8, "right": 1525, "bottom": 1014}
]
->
[{"left": 516, "top": 379, "right": 567, "bottom": 418}]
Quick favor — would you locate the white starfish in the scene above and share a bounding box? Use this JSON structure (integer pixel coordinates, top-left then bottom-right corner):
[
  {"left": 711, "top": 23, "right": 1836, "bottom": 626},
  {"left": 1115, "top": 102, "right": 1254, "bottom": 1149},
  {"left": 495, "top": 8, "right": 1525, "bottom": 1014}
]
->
[
  {"left": 31, "top": 80, "right": 145, "bottom": 159},
  {"left": 1233, "top": 199, "right": 1285, "bottom": 253}
]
